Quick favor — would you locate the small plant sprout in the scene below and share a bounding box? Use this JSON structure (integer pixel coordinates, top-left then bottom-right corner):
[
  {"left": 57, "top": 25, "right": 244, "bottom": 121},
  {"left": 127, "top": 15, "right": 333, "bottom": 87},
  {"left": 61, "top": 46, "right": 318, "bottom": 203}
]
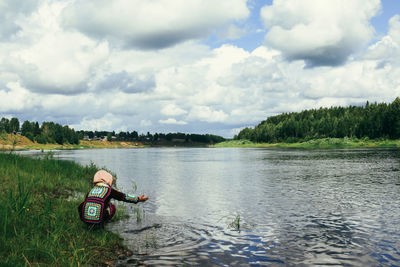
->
[
  {"left": 145, "top": 232, "right": 150, "bottom": 248},
  {"left": 132, "top": 181, "right": 137, "bottom": 192},
  {"left": 151, "top": 234, "right": 158, "bottom": 248},
  {"left": 135, "top": 206, "right": 145, "bottom": 223},
  {"left": 229, "top": 214, "right": 241, "bottom": 232},
  {"left": 135, "top": 207, "right": 141, "bottom": 222}
]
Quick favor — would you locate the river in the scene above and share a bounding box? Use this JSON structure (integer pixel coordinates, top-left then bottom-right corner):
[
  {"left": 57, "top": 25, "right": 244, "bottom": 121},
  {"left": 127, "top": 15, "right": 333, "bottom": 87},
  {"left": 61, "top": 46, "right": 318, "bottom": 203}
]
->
[{"left": 21, "top": 147, "right": 400, "bottom": 266}]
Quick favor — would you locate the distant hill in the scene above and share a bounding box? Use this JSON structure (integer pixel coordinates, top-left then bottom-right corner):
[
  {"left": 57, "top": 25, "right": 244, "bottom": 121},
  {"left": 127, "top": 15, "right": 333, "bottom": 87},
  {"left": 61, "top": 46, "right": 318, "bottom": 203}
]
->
[{"left": 0, "top": 133, "right": 35, "bottom": 150}]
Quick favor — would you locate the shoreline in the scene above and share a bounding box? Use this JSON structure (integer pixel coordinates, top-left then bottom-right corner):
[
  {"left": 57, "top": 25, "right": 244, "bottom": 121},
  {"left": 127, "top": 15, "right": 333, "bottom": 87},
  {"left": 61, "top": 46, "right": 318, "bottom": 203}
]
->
[
  {"left": 0, "top": 133, "right": 148, "bottom": 151},
  {"left": 210, "top": 138, "right": 400, "bottom": 149},
  {"left": 2, "top": 134, "right": 400, "bottom": 151},
  {"left": 0, "top": 133, "right": 211, "bottom": 151}
]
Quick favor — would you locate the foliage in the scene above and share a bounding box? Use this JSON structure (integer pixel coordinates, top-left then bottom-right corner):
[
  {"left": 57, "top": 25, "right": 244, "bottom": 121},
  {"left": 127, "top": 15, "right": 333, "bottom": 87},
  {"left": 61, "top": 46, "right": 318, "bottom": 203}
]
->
[
  {"left": 235, "top": 98, "right": 400, "bottom": 143},
  {"left": 9, "top": 118, "right": 19, "bottom": 133},
  {"left": 1, "top": 118, "right": 79, "bottom": 145},
  {"left": 0, "top": 118, "right": 10, "bottom": 133}
]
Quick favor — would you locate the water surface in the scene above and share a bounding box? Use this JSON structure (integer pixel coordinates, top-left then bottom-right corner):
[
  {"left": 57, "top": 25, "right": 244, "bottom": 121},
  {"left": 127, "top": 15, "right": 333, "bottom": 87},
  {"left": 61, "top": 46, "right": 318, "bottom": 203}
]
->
[{"left": 22, "top": 148, "right": 400, "bottom": 266}]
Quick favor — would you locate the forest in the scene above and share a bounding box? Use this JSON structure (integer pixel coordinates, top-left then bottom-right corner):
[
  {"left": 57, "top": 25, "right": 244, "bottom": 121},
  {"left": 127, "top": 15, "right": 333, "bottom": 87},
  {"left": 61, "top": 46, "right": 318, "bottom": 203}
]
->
[
  {"left": 0, "top": 118, "right": 224, "bottom": 145},
  {"left": 235, "top": 97, "right": 400, "bottom": 143}
]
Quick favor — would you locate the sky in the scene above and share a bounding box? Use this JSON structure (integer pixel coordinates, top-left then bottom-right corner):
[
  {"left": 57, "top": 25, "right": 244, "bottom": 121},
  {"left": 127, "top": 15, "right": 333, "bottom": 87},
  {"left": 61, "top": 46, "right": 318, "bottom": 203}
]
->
[{"left": 0, "top": 0, "right": 399, "bottom": 137}]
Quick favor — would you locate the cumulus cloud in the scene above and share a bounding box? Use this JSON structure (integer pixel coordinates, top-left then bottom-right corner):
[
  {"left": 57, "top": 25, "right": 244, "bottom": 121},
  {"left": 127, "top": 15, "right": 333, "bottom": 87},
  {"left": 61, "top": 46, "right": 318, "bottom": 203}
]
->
[
  {"left": 97, "top": 71, "right": 155, "bottom": 93},
  {"left": 2, "top": 38, "right": 400, "bottom": 137},
  {"left": 364, "top": 15, "right": 400, "bottom": 64},
  {"left": 301, "top": 61, "right": 399, "bottom": 101},
  {"left": 160, "top": 104, "right": 187, "bottom": 116},
  {"left": 260, "top": 0, "right": 381, "bottom": 67},
  {"left": 159, "top": 118, "right": 187, "bottom": 125},
  {"left": 14, "top": 33, "right": 109, "bottom": 94},
  {"left": 389, "top": 15, "right": 400, "bottom": 44},
  {"left": 71, "top": 113, "right": 122, "bottom": 131},
  {"left": 140, "top": 120, "right": 153, "bottom": 128},
  {"left": 60, "top": 0, "right": 249, "bottom": 49},
  {"left": 0, "top": 81, "right": 37, "bottom": 112},
  {"left": 188, "top": 106, "right": 228, "bottom": 123},
  {"left": 0, "top": 0, "right": 38, "bottom": 40},
  {"left": 3, "top": 2, "right": 110, "bottom": 95}
]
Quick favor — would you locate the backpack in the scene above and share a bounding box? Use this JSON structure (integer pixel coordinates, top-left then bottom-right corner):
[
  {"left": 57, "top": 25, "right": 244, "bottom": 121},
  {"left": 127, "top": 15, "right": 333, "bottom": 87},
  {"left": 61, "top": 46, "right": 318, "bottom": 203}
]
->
[{"left": 79, "top": 185, "right": 111, "bottom": 224}]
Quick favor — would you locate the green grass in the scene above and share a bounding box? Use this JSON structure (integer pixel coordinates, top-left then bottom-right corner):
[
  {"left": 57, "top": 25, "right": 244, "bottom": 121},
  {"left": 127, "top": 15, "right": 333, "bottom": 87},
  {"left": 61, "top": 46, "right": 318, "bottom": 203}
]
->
[
  {"left": 0, "top": 152, "right": 128, "bottom": 266},
  {"left": 212, "top": 138, "right": 400, "bottom": 149},
  {"left": 211, "top": 139, "right": 277, "bottom": 148}
]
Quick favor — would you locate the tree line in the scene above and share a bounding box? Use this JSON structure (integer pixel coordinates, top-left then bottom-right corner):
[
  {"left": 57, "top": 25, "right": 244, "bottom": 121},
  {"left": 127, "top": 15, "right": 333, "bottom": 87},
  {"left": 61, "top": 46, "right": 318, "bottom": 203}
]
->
[
  {"left": 0, "top": 118, "right": 225, "bottom": 145},
  {"left": 235, "top": 97, "right": 400, "bottom": 143},
  {"left": 0, "top": 118, "right": 80, "bottom": 145},
  {"left": 79, "top": 130, "right": 224, "bottom": 143}
]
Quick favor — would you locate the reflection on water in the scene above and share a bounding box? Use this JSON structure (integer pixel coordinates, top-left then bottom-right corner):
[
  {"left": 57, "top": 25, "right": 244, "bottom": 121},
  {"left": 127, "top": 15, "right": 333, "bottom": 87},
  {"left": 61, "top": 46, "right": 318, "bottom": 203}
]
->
[{"left": 20, "top": 148, "right": 400, "bottom": 266}]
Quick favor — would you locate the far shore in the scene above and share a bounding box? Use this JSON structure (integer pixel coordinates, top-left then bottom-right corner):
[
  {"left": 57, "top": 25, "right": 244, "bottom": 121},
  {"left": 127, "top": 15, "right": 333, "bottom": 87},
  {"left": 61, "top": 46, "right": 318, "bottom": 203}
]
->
[
  {"left": 2, "top": 134, "right": 400, "bottom": 151},
  {"left": 210, "top": 138, "right": 400, "bottom": 149},
  {"left": 0, "top": 133, "right": 147, "bottom": 151},
  {"left": 0, "top": 133, "right": 211, "bottom": 151}
]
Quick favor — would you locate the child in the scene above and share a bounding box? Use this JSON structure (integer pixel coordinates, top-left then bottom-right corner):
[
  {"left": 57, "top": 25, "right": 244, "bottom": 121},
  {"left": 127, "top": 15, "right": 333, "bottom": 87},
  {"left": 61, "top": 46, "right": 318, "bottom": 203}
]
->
[{"left": 78, "top": 170, "right": 149, "bottom": 225}]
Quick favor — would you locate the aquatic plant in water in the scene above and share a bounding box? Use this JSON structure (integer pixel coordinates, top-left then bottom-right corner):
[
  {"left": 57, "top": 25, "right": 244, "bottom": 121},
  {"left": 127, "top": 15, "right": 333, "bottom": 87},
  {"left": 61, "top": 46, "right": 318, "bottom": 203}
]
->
[
  {"left": 132, "top": 181, "right": 137, "bottom": 192},
  {"left": 229, "top": 214, "right": 241, "bottom": 232}
]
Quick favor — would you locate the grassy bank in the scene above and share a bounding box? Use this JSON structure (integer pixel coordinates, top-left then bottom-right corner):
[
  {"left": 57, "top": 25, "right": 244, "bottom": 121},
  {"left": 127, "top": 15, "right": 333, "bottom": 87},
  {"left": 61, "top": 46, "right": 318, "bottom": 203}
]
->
[
  {"left": 0, "top": 152, "right": 129, "bottom": 266},
  {"left": 0, "top": 133, "right": 210, "bottom": 150},
  {"left": 0, "top": 133, "right": 146, "bottom": 150},
  {"left": 211, "top": 138, "right": 400, "bottom": 149}
]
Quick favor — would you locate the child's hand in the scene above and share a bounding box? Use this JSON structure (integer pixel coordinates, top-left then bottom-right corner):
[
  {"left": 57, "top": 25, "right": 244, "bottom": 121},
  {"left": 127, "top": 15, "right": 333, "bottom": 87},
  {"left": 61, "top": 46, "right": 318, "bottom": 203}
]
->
[{"left": 138, "top": 194, "right": 149, "bottom": 202}]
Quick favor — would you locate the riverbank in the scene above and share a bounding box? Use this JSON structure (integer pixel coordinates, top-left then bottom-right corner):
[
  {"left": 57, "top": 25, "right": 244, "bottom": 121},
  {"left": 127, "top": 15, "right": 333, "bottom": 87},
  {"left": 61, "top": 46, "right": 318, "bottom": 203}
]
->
[
  {"left": 0, "top": 133, "right": 146, "bottom": 150},
  {"left": 0, "top": 133, "right": 212, "bottom": 150},
  {"left": 211, "top": 138, "right": 400, "bottom": 149},
  {"left": 0, "top": 152, "right": 131, "bottom": 266}
]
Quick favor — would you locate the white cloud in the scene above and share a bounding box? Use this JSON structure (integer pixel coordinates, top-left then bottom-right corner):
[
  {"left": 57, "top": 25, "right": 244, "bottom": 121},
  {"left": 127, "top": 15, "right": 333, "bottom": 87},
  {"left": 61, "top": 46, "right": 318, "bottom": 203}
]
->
[
  {"left": 4, "top": 1, "right": 110, "bottom": 94},
  {"left": 61, "top": 0, "right": 249, "bottom": 49},
  {"left": 364, "top": 36, "right": 398, "bottom": 62},
  {"left": 160, "top": 104, "right": 187, "bottom": 116},
  {"left": 71, "top": 113, "right": 122, "bottom": 131},
  {"left": 389, "top": 15, "right": 400, "bottom": 44},
  {"left": 97, "top": 71, "right": 155, "bottom": 93},
  {"left": 188, "top": 106, "right": 228, "bottom": 123},
  {"left": 140, "top": 120, "right": 153, "bottom": 128},
  {"left": 0, "top": 0, "right": 38, "bottom": 40},
  {"left": 302, "top": 60, "right": 399, "bottom": 101},
  {"left": 159, "top": 118, "right": 187, "bottom": 125},
  {"left": 364, "top": 15, "right": 400, "bottom": 64},
  {"left": 15, "top": 32, "right": 109, "bottom": 94},
  {"left": 0, "top": 81, "right": 37, "bottom": 112},
  {"left": 260, "top": 0, "right": 381, "bottom": 66}
]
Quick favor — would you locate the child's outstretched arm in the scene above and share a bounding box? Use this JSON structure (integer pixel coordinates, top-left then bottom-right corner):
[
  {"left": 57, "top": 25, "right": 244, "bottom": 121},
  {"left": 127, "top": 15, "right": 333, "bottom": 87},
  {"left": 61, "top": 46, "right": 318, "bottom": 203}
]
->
[
  {"left": 110, "top": 188, "right": 149, "bottom": 203},
  {"left": 125, "top": 193, "right": 149, "bottom": 203}
]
